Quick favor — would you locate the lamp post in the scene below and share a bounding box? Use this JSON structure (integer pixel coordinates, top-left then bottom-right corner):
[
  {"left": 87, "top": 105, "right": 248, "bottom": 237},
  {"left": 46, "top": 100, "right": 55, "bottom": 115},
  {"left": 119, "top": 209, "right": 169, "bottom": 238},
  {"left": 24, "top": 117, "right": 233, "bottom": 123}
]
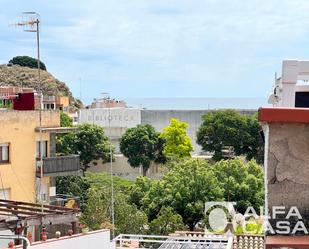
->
[{"left": 15, "top": 12, "right": 44, "bottom": 213}]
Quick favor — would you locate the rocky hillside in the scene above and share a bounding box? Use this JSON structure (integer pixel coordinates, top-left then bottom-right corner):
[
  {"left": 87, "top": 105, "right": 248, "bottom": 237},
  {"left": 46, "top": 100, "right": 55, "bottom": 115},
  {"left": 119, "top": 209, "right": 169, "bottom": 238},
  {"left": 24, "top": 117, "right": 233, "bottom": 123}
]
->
[{"left": 0, "top": 64, "right": 82, "bottom": 108}]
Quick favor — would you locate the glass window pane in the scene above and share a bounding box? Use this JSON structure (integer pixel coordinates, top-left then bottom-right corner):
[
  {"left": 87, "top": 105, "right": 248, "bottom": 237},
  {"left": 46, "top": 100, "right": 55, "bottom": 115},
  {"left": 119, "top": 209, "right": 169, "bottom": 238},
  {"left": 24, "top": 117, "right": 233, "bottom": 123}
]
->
[{"left": 2, "top": 146, "right": 8, "bottom": 161}]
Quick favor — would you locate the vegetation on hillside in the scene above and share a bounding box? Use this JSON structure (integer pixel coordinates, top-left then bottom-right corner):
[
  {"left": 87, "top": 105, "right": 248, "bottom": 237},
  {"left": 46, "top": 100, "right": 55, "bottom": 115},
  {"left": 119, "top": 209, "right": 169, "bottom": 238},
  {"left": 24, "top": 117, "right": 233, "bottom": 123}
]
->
[
  {"left": 9, "top": 56, "right": 47, "bottom": 70},
  {"left": 0, "top": 62, "right": 83, "bottom": 109}
]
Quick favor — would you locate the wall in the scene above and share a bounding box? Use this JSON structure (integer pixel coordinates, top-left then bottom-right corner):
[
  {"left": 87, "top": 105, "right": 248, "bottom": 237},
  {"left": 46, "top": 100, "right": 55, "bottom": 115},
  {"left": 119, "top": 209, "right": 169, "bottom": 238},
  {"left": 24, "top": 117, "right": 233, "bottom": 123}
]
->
[
  {"left": 0, "top": 110, "right": 60, "bottom": 202},
  {"left": 79, "top": 108, "right": 256, "bottom": 178},
  {"left": 266, "top": 123, "right": 309, "bottom": 229},
  {"left": 79, "top": 108, "right": 141, "bottom": 153},
  {"left": 141, "top": 109, "right": 256, "bottom": 154},
  {"left": 89, "top": 154, "right": 163, "bottom": 180},
  {"left": 13, "top": 230, "right": 112, "bottom": 249}
]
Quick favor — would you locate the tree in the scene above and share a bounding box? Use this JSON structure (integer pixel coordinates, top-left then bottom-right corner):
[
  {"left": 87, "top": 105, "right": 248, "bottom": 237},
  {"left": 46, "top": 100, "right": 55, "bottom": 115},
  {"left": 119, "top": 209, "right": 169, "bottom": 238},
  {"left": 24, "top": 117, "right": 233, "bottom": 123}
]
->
[
  {"left": 119, "top": 124, "right": 166, "bottom": 176},
  {"left": 80, "top": 189, "right": 110, "bottom": 230},
  {"left": 57, "top": 124, "right": 113, "bottom": 172},
  {"left": 140, "top": 158, "right": 223, "bottom": 230},
  {"left": 129, "top": 176, "right": 152, "bottom": 209},
  {"left": 150, "top": 206, "right": 185, "bottom": 235},
  {"left": 56, "top": 175, "right": 90, "bottom": 211},
  {"left": 114, "top": 193, "right": 148, "bottom": 235},
  {"left": 160, "top": 118, "right": 193, "bottom": 159},
  {"left": 9, "top": 56, "right": 46, "bottom": 70},
  {"left": 80, "top": 187, "right": 147, "bottom": 235},
  {"left": 212, "top": 159, "right": 264, "bottom": 213},
  {"left": 60, "top": 112, "right": 73, "bottom": 127},
  {"left": 196, "top": 110, "right": 263, "bottom": 162}
]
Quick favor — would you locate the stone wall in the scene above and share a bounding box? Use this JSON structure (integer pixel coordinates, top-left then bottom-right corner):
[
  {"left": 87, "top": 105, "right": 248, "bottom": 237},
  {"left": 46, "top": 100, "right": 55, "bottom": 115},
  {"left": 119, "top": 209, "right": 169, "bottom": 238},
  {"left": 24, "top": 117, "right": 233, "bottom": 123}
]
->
[{"left": 266, "top": 123, "right": 309, "bottom": 233}]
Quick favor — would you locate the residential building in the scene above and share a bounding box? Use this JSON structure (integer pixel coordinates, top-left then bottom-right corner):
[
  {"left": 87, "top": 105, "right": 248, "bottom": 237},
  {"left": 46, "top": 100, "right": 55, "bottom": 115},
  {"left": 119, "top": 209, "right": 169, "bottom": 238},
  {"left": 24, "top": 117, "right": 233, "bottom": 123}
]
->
[
  {"left": 260, "top": 60, "right": 309, "bottom": 248},
  {"left": 89, "top": 95, "right": 127, "bottom": 109},
  {"left": 0, "top": 110, "right": 80, "bottom": 203},
  {"left": 0, "top": 86, "right": 70, "bottom": 113}
]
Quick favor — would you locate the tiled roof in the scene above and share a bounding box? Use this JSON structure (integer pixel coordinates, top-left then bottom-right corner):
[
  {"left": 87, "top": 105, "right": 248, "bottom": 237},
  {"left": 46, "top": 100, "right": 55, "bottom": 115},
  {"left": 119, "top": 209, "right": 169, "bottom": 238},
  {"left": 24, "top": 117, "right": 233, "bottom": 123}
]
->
[{"left": 233, "top": 235, "right": 264, "bottom": 249}]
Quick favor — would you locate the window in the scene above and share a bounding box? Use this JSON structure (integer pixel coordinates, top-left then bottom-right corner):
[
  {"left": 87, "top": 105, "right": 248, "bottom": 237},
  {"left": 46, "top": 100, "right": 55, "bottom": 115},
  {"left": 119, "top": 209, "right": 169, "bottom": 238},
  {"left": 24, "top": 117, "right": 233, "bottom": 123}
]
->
[
  {"left": 0, "top": 143, "right": 9, "bottom": 163},
  {"left": 36, "top": 141, "right": 48, "bottom": 158}
]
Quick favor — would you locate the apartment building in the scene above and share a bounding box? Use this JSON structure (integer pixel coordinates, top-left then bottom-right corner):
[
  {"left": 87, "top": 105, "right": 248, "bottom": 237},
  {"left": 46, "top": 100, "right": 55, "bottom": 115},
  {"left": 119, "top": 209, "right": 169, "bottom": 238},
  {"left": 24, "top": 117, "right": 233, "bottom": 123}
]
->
[{"left": 0, "top": 110, "right": 80, "bottom": 203}]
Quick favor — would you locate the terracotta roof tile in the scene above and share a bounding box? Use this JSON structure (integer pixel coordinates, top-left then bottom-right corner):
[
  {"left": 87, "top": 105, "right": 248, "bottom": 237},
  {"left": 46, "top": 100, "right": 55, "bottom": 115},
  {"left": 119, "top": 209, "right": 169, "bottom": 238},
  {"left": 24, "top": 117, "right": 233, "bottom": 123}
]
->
[{"left": 234, "top": 235, "right": 265, "bottom": 249}]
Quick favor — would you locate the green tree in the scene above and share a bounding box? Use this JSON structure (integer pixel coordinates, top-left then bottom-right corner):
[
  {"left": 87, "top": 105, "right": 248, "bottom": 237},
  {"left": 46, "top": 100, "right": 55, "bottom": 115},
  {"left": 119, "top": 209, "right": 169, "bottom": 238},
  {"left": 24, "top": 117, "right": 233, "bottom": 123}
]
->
[
  {"left": 160, "top": 118, "right": 193, "bottom": 159},
  {"left": 56, "top": 176, "right": 90, "bottom": 210},
  {"left": 140, "top": 158, "right": 223, "bottom": 230},
  {"left": 150, "top": 206, "right": 185, "bottom": 235},
  {"left": 196, "top": 110, "right": 263, "bottom": 161},
  {"left": 81, "top": 187, "right": 147, "bottom": 235},
  {"left": 60, "top": 112, "right": 73, "bottom": 127},
  {"left": 114, "top": 193, "right": 148, "bottom": 235},
  {"left": 9, "top": 56, "right": 46, "bottom": 70},
  {"left": 57, "top": 124, "right": 113, "bottom": 172},
  {"left": 80, "top": 188, "right": 110, "bottom": 230},
  {"left": 129, "top": 176, "right": 152, "bottom": 209},
  {"left": 212, "top": 159, "right": 264, "bottom": 213},
  {"left": 119, "top": 124, "right": 166, "bottom": 176}
]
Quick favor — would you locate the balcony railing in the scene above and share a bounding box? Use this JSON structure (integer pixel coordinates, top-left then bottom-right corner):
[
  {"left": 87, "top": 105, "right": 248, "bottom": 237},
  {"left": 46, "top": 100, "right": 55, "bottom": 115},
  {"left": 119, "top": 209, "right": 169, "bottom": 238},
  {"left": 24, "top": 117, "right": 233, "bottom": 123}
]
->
[{"left": 36, "top": 155, "right": 81, "bottom": 177}]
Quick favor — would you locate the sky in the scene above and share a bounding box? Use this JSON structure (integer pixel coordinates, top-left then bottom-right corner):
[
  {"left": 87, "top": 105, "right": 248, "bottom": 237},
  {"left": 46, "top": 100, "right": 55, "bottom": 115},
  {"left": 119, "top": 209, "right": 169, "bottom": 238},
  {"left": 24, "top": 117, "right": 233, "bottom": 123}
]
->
[{"left": 1, "top": 0, "right": 309, "bottom": 106}]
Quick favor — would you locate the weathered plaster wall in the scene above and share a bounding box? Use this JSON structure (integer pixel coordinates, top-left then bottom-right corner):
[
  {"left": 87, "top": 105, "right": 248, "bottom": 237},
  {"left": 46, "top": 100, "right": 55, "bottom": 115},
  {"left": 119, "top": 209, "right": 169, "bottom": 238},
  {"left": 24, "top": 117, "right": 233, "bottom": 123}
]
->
[
  {"left": 0, "top": 110, "right": 59, "bottom": 202},
  {"left": 267, "top": 123, "right": 309, "bottom": 230}
]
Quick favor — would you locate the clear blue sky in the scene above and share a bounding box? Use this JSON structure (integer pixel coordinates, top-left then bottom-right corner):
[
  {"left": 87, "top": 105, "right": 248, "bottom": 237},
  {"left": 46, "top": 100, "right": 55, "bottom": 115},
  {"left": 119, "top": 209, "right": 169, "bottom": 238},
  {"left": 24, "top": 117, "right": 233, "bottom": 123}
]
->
[{"left": 1, "top": 0, "right": 309, "bottom": 104}]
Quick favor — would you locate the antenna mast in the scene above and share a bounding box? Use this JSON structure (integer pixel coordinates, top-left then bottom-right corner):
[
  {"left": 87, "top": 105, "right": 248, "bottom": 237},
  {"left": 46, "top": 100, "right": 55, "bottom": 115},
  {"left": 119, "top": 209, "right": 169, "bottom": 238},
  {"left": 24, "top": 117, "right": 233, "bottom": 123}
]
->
[{"left": 14, "top": 12, "right": 44, "bottom": 213}]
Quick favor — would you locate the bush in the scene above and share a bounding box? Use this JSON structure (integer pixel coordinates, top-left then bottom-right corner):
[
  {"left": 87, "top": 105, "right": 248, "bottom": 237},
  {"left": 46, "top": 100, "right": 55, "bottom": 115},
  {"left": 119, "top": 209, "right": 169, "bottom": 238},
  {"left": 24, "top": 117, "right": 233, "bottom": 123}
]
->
[{"left": 9, "top": 56, "right": 46, "bottom": 70}]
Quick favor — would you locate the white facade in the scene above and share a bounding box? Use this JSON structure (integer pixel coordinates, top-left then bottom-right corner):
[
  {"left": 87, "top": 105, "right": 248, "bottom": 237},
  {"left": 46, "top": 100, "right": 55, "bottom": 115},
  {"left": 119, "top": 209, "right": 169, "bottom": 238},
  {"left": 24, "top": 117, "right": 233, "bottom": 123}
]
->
[
  {"left": 14, "top": 230, "right": 112, "bottom": 249},
  {"left": 79, "top": 108, "right": 141, "bottom": 128},
  {"left": 269, "top": 59, "right": 309, "bottom": 107}
]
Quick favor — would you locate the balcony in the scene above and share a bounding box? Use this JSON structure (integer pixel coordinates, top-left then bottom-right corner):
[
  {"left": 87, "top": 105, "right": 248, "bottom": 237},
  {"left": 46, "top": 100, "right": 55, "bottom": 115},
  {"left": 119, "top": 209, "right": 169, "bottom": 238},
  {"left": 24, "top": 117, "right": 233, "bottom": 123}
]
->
[{"left": 36, "top": 155, "right": 81, "bottom": 177}]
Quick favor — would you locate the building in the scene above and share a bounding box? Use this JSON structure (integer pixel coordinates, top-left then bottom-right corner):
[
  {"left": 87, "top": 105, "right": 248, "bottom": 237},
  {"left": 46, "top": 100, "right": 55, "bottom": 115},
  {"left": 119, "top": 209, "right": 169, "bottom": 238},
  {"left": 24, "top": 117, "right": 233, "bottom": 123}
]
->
[
  {"left": 260, "top": 60, "right": 309, "bottom": 248},
  {"left": 79, "top": 107, "right": 256, "bottom": 178},
  {"left": 0, "top": 110, "right": 80, "bottom": 203},
  {"left": 89, "top": 94, "right": 127, "bottom": 109},
  {"left": 0, "top": 86, "right": 70, "bottom": 112},
  {"left": 79, "top": 108, "right": 256, "bottom": 154}
]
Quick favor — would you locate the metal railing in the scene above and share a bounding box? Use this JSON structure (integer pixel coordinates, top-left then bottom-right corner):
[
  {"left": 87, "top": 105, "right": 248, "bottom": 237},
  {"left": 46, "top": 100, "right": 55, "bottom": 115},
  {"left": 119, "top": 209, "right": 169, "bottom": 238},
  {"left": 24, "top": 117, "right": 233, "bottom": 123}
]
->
[
  {"left": 113, "top": 234, "right": 233, "bottom": 249},
  {"left": 37, "top": 155, "right": 81, "bottom": 176}
]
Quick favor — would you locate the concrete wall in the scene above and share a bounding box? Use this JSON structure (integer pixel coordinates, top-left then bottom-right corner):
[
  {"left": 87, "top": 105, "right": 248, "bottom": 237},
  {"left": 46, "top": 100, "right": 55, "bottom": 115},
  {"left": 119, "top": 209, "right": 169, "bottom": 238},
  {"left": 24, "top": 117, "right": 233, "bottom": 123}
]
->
[
  {"left": 89, "top": 154, "right": 163, "bottom": 180},
  {"left": 79, "top": 108, "right": 257, "bottom": 155},
  {"left": 0, "top": 110, "right": 60, "bottom": 202},
  {"left": 141, "top": 109, "right": 256, "bottom": 154},
  {"left": 266, "top": 123, "right": 309, "bottom": 231},
  {"left": 14, "top": 230, "right": 112, "bottom": 249},
  {"left": 79, "top": 108, "right": 257, "bottom": 178}
]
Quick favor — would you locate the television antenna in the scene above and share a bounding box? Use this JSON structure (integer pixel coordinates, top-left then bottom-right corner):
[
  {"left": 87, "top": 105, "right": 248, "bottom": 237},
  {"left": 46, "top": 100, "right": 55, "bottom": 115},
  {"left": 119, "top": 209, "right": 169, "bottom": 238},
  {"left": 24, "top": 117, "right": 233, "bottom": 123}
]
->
[{"left": 13, "top": 12, "right": 45, "bottom": 215}]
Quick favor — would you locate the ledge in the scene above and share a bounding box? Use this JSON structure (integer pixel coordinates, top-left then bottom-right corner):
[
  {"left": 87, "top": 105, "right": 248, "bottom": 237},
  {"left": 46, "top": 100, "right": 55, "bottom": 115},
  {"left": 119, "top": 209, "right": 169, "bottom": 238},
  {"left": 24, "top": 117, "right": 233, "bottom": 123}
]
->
[
  {"left": 266, "top": 235, "right": 309, "bottom": 249},
  {"left": 35, "top": 127, "right": 78, "bottom": 133},
  {"left": 259, "top": 107, "right": 309, "bottom": 123}
]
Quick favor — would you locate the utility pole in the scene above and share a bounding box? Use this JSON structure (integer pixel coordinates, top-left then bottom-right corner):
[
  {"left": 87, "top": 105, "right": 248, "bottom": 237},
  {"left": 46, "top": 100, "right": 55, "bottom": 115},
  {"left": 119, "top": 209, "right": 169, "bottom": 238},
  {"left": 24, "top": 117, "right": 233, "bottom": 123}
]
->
[
  {"left": 107, "top": 96, "right": 115, "bottom": 238},
  {"left": 14, "top": 12, "right": 44, "bottom": 213}
]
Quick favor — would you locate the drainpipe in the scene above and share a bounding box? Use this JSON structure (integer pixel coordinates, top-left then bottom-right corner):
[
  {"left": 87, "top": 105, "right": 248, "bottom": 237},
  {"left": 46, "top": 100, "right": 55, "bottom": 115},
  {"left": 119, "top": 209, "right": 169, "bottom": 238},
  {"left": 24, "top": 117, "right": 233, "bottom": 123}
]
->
[{"left": 0, "top": 235, "right": 31, "bottom": 249}]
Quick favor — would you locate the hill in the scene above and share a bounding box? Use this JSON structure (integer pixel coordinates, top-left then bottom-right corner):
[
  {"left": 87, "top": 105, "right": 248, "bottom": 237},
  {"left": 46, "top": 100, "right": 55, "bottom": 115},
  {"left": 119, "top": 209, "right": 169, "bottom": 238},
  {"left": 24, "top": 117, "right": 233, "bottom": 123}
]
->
[{"left": 0, "top": 64, "right": 82, "bottom": 108}]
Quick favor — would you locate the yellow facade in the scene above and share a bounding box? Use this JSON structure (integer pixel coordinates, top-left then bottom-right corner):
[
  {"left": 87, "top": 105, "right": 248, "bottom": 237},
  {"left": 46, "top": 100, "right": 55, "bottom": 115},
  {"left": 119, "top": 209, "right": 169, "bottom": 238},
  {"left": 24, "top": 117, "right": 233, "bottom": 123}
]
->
[
  {"left": 0, "top": 110, "right": 60, "bottom": 202},
  {"left": 56, "top": 96, "right": 70, "bottom": 112}
]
